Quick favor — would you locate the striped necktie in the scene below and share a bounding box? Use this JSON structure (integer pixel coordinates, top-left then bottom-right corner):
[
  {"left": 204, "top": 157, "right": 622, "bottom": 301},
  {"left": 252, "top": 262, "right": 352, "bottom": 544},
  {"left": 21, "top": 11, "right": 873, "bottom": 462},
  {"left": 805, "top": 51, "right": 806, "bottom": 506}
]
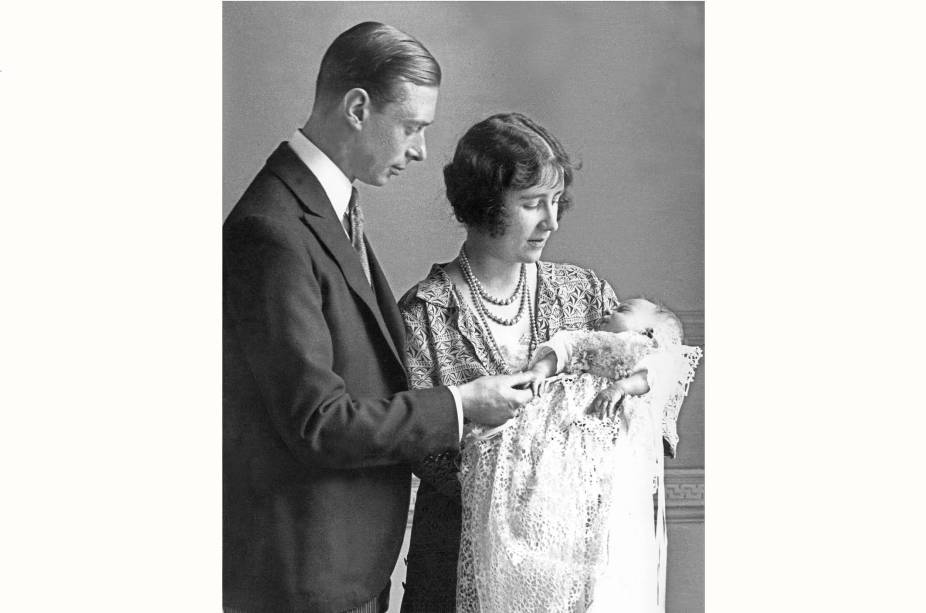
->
[{"left": 347, "top": 187, "right": 372, "bottom": 284}]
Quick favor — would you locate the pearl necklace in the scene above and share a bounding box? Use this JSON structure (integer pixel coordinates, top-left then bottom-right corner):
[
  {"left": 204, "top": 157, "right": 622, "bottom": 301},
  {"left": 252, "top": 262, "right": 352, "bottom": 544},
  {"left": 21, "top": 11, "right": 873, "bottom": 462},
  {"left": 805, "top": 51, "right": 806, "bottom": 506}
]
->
[
  {"left": 459, "top": 247, "right": 527, "bottom": 326},
  {"left": 525, "top": 287, "right": 540, "bottom": 358},
  {"left": 459, "top": 247, "right": 526, "bottom": 306},
  {"left": 458, "top": 248, "right": 542, "bottom": 363}
]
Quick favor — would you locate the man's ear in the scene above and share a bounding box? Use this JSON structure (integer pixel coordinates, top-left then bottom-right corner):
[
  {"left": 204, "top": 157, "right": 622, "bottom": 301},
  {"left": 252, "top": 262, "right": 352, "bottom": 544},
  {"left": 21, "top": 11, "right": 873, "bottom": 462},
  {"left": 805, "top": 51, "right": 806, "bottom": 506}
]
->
[{"left": 342, "top": 88, "right": 371, "bottom": 131}]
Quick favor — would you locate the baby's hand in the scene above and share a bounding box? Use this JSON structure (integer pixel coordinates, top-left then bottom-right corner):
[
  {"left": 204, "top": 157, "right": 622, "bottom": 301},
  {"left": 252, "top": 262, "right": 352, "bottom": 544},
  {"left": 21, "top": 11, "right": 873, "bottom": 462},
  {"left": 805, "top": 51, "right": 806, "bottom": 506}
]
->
[
  {"left": 591, "top": 383, "right": 626, "bottom": 419},
  {"left": 524, "top": 364, "right": 549, "bottom": 398}
]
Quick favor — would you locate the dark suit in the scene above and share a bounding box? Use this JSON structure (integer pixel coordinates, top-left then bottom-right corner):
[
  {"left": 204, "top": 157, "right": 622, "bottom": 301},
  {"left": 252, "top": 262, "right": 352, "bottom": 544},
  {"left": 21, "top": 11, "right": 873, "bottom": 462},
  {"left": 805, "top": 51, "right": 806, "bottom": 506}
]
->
[{"left": 223, "top": 143, "right": 459, "bottom": 612}]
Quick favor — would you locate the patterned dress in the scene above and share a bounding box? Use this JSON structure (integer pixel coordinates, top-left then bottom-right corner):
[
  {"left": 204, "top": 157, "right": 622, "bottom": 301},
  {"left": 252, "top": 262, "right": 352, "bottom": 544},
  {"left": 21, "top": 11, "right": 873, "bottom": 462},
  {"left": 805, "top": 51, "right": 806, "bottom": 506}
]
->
[{"left": 398, "top": 261, "right": 618, "bottom": 613}]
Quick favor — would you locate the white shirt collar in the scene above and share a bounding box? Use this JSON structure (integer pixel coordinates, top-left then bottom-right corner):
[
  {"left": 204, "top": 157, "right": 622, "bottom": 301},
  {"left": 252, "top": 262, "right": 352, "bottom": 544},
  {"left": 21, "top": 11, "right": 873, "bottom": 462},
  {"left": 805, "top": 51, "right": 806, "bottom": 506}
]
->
[{"left": 288, "top": 129, "right": 353, "bottom": 221}]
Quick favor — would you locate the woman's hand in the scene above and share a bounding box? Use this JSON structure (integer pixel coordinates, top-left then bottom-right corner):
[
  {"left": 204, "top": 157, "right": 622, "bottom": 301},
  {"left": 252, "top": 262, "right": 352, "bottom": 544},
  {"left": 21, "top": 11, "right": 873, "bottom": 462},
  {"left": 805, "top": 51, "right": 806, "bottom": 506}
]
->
[{"left": 591, "top": 383, "right": 626, "bottom": 419}]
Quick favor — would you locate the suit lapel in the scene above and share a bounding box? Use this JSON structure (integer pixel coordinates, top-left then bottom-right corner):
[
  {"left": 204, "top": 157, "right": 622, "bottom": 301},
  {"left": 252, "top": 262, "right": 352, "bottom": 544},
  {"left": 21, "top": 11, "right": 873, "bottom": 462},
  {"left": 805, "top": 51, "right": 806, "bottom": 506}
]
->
[{"left": 265, "top": 143, "right": 406, "bottom": 372}]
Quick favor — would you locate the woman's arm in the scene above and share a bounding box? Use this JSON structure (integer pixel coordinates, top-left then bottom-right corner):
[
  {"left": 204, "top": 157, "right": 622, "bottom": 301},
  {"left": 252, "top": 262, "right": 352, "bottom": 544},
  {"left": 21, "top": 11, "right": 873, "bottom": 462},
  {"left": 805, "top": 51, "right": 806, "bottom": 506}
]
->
[
  {"left": 401, "top": 297, "right": 463, "bottom": 499},
  {"left": 600, "top": 278, "right": 620, "bottom": 315}
]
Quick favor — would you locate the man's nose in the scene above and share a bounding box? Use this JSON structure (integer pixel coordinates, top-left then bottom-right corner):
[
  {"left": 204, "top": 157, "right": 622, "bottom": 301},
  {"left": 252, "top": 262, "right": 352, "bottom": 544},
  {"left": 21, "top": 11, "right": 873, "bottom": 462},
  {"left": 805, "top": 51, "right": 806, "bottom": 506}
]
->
[{"left": 408, "top": 133, "right": 427, "bottom": 162}]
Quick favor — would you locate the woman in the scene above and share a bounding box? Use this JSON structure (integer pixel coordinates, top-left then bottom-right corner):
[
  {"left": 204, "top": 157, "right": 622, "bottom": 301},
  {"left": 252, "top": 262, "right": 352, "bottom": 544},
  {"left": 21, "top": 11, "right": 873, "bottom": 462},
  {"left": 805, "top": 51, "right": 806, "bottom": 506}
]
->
[{"left": 398, "top": 112, "right": 619, "bottom": 612}]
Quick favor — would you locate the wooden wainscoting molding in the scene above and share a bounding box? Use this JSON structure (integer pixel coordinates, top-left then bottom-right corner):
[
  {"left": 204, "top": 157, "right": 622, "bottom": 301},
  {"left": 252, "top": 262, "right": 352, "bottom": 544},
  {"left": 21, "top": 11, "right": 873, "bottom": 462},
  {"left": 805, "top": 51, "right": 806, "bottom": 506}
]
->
[
  {"left": 665, "top": 467, "right": 705, "bottom": 523},
  {"left": 408, "top": 466, "right": 705, "bottom": 528}
]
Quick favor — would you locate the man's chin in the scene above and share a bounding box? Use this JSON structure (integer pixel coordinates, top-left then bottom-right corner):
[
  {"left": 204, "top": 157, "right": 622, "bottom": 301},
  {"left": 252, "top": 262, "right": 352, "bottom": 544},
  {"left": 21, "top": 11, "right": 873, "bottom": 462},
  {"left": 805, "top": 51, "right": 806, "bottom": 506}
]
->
[
  {"left": 373, "top": 173, "right": 394, "bottom": 187},
  {"left": 357, "top": 175, "right": 390, "bottom": 188}
]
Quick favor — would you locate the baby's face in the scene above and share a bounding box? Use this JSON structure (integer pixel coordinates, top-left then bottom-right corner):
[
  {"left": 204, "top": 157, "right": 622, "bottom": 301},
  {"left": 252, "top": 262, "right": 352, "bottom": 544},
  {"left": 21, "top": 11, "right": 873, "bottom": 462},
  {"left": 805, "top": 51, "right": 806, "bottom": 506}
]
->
[
  {"left": 598, "top": 300, "right": 662, "bottom": 336},
  {"left": 597, "top": 312, "right": 632, "bottom": 334}
]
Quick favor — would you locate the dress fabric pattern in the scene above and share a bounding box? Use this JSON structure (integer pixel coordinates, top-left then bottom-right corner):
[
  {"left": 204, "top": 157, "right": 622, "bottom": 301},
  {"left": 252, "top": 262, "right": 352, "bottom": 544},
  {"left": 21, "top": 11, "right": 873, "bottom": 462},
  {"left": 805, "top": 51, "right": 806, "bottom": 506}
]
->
[{"left": 399, "top": 262, "right": 618, "bottom": 613}]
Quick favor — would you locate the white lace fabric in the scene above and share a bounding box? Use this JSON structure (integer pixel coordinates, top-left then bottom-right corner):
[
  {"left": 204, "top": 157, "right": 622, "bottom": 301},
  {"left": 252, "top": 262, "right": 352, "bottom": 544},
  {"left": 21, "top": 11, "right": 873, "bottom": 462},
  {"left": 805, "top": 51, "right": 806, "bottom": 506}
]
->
[{"left": 457, "top": 332, "right": 702, "bottom": 612}]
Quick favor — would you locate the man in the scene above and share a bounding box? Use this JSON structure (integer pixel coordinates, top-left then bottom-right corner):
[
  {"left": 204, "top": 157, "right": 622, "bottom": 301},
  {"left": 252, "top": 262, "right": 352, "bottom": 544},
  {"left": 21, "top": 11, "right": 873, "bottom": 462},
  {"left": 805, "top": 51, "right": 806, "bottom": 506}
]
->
[{"left": 223, "top": 22, "right": 533, "bottom": 613}]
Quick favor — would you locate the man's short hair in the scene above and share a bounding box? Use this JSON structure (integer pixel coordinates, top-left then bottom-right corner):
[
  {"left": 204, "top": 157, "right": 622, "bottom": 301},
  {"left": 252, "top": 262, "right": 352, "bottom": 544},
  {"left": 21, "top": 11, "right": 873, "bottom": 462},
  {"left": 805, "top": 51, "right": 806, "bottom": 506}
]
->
[{"left": 316, "top": 22, "right": 441, "bottom": 108}]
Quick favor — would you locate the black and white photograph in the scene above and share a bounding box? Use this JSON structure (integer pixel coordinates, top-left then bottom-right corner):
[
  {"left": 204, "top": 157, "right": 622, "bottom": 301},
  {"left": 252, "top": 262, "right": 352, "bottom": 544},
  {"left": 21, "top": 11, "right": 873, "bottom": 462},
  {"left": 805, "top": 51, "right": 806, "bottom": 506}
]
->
[
  {"left": 5, "top": 1, "right": 925, "bottom": 612},
  {"left": 223, "top": 3, "right": 702, "bottom": 611}
]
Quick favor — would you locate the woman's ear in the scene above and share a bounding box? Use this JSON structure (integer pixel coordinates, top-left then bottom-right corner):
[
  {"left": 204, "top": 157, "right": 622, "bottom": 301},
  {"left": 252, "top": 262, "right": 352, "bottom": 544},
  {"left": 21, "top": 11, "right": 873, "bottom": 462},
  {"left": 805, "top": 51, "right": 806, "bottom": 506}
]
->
[{"left": 342, "top": 88, "right": 371, "bottom": 131}]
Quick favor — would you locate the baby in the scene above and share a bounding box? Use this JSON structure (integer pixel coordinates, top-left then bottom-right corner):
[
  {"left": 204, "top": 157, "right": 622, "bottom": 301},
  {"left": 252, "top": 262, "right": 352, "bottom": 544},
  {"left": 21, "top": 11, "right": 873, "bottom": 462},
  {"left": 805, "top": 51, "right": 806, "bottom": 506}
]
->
[{"left": 526, "top": 297, "right": 685, "bottom": 421}]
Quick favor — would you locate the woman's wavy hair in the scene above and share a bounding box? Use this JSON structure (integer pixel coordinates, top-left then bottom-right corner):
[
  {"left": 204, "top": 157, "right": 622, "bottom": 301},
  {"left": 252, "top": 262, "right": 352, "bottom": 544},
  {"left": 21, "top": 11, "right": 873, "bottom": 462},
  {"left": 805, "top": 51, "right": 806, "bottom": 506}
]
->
[{"left": 444, "top": 112, "right": 579, "bottom": 236}]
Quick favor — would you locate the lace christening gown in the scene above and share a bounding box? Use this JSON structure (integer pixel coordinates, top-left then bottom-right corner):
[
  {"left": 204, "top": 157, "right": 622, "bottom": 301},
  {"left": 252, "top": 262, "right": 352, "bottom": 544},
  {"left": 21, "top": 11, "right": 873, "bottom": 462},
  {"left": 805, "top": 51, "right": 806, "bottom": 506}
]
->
[{"left": 457, "top": 331, "right": 702, "bottom": 613}]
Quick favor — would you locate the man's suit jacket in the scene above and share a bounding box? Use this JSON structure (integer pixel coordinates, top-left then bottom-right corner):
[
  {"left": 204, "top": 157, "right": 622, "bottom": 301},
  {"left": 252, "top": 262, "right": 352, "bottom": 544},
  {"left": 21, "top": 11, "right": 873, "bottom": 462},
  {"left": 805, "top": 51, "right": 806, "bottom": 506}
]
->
[{"left": 223, "top": 143, "right": 459, "bottom": 613}]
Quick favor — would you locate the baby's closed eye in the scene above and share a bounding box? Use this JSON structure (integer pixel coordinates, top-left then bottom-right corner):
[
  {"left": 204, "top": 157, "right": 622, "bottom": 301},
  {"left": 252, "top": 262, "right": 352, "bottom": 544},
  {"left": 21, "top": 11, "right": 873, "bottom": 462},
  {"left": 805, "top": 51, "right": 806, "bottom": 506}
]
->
[{"left": 595, "top": 315, "right": 627, "bottom": 334}]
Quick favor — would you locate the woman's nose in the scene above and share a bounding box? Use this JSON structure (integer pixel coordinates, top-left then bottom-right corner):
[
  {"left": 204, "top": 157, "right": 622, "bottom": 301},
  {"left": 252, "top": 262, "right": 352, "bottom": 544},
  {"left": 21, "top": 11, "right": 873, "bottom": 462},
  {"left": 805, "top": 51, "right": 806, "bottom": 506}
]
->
[{"left": 542, "top": 204, "right": 559, "bottom": 231}]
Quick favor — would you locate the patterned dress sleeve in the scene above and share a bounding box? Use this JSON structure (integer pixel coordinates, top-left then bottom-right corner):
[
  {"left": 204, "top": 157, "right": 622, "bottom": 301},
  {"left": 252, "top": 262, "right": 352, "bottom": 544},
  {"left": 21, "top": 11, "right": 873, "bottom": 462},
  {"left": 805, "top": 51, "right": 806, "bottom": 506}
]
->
[
  {"left": 401, "top": 294, "right": 462, "bottom": 499},
  {"left": 600, "top": 277, "right": 620, "bottom": 314},
  {"left": 581, "top": 270, "right": 620, "bottom": 329}
]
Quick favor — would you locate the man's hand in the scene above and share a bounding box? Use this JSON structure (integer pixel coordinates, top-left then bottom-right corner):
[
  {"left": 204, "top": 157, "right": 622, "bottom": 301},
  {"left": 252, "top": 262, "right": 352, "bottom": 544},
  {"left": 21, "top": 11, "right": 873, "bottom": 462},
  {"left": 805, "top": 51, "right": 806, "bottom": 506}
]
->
[{"left": 458, "top": 372, "right": 535, "bottom": 427}]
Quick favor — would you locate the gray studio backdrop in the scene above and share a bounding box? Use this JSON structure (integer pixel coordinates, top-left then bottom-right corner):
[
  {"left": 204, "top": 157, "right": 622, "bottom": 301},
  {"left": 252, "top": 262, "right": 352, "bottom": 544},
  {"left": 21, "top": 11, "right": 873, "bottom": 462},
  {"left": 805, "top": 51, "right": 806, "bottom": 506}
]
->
[{"left": 224, "top": 2, "right": 704, "bottom": 611}]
